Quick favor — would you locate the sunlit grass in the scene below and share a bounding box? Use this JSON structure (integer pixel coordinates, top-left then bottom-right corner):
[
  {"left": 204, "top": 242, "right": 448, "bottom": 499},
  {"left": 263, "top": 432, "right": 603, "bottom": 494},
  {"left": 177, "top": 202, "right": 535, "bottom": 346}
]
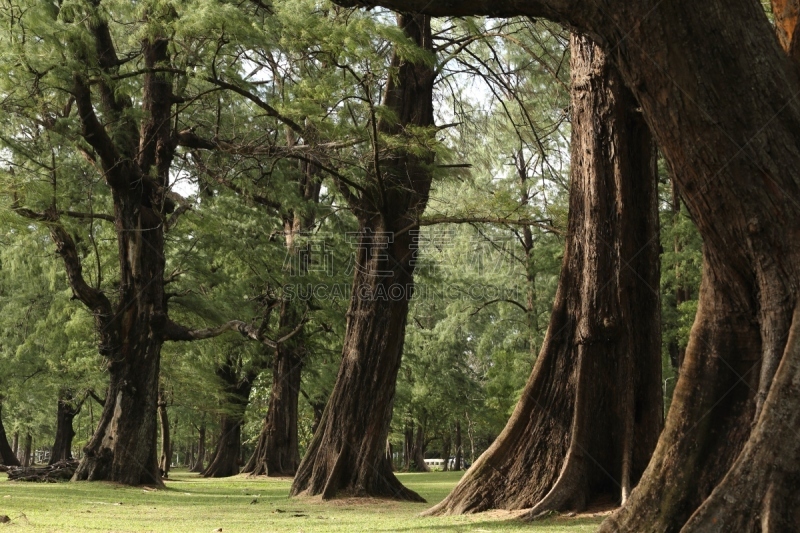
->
[{"left": 0, "top": 469, "right": 603, "bottom": 532}]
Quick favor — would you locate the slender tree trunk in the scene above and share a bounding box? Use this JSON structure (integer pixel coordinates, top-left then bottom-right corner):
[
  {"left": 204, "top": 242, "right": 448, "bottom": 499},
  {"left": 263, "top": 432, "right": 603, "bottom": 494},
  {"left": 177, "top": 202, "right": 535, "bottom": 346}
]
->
[
  {"left": 243, "top": 301, "right": 303, "bottom": 477},
  {"left": 454, "top": 420, "right": 462, "bottom": 472},
  {"left": 12, "top": 432, "right": 18, "bottom": 456},
  {"left": 0, "top": 402, "right": 21, "bottom": 467},
  {"left": 190, "top": 423, "right": 206, "bottom": 473},
  {"left": 403, "top": 425, "right": 413, "bottom": 471},
  {"left": 290, "top": 13, "right": 435, "bottom": 502},
  {"left": 442, "top": 431, "right": 451, "bottom": 472},
  {"left": 50, "top": 392, "right": 81, "bottom": 464},
  {"left": 425, "top": 34, "right": 662, "bottom": 517},
  {"left": 412, "top": 424, "right": 429, "bottom": 472},
  {"left": 22, "top": 433, "right": 32, "bottom": 467},
  {"left": 158, "top": 390, "right": 170, "bottom": 477}
]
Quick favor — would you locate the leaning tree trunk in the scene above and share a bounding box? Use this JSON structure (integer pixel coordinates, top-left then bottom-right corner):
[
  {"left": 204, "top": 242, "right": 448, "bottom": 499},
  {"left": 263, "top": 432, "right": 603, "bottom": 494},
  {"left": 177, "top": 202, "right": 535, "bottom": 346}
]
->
[
  {"left": 49, "top": 392, "right": 81, "bottom": 465},
  {"left": 289, "top": 14, "right": 435, "bottom": 502},
  {"left": 424, "top": 34, "right": 662, "bottom": 517},
  {"left": 243, "top": 301, "right": 304, "bottom": 476},
  {"left": 157, "top": 390, "right": 170, "bottom": 477},
  {"left": 0, "top": 402, "right": 21, "bottom": 466}
]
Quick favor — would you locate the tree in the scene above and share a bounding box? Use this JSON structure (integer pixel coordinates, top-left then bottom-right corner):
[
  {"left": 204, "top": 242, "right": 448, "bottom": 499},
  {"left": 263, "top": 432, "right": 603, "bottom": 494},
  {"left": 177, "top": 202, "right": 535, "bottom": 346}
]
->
[
  {"left": 422, "top": 33, "right": 662, "bottom": 517},
  {"left": 345, "top": 0, "right": 800, "bottom": 530},
  {"left": 289, "top": 13, "right": 437, "bottom": 501}
]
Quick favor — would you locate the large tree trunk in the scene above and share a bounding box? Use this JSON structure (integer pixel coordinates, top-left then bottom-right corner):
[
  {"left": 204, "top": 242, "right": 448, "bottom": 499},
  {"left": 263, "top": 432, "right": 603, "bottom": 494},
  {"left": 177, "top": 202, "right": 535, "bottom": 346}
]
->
[
  {"left": 157, "top": 390, "right": 170, "bottom": 477},
  {"left": 424, "top": 34, "right": 662, "bottom": 517},
  {"left": 66, "top": 33, "right": 176, "bottom": 487},
  {"left": 49, "top": 392, "right": 82, "bottom": 465},
  {"left": 243, "top": 301, "right": 303, "bottom": 477},
  {"left": 289, "top": 14, "right": 435, "bottom": 502},
  {"left": 0, "top": 402, "right": 21, "bottom": 467}
]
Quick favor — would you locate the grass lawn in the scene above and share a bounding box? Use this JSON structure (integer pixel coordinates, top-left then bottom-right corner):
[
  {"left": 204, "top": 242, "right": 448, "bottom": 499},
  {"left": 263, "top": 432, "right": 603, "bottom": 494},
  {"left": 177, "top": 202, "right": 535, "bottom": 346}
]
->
[{"left": 0, "top": 469, "right": 604, "bottom": 532}]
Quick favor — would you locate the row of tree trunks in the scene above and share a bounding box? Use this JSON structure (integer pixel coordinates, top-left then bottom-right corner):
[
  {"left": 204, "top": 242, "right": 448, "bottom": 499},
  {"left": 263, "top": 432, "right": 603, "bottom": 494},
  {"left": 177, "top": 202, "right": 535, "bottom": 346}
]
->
[
  {"left": 425, "top": 33, "right": 662, "bottom": 517},
  {"left": 349, "top": 0, "right": 800, "bottom": 530},
  {"left": 289, "top": 13, "right": 436, "bottom": 502}
]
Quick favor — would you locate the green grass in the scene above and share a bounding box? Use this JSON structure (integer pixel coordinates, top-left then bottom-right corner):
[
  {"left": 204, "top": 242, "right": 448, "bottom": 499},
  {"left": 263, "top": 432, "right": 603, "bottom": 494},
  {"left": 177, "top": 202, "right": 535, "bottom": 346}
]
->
[{"left": 0, "top": 469, "right": 603, "bottom": 532}]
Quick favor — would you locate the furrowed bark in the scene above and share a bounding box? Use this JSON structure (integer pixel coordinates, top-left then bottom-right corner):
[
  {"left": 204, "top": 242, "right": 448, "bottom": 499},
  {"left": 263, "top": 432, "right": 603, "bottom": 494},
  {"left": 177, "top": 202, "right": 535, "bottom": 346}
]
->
[
  {"left": 424, "top": 34, "right": 662, "bottom": 517},
  {"left": 289, "top": 13, "right": 435, "bottom": 502}
]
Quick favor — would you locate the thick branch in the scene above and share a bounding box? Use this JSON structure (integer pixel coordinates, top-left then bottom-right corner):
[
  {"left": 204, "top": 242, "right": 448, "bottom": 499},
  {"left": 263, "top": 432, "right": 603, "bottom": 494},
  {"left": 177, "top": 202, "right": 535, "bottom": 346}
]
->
[
  {"left": 202, "top": 77, "right": 305, "bottom": 135},
  {"left": 12, "top": 204, "right": 113, "bottom": 318}
]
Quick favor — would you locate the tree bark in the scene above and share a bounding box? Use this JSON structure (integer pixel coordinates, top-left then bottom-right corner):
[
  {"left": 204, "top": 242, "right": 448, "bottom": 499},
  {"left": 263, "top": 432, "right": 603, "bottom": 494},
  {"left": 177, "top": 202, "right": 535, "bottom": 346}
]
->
[
  {"left": 190, "top": 423, "right": 206, "bottom": 473},
  {"left": 289, "top": 13, "right": 435, "bottom": 502},
  {"left": 157, "top": 390, "right": 170, "bottom": 477},
  {"left": 424, "top": 34, "right": 662, "bottom": 517},
  {"left": 772, "top": 0, "right": 800, "bottom": 63},
  {"left": 49, "top": 391, "right": 82, "bottom": 465},
  {"left": 0, "top": 403, "right": 21, "bottom": 467}
]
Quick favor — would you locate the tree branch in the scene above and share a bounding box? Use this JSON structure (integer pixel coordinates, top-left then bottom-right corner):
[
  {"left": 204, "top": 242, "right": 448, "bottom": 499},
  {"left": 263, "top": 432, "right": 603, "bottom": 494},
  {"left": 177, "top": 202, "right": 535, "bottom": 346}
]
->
[
  {"left": 11, "top": 203, "right": 114, "bottom": 319},
  {"left": 470, "top": 298, "right": 529, "bottom": 316}
]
